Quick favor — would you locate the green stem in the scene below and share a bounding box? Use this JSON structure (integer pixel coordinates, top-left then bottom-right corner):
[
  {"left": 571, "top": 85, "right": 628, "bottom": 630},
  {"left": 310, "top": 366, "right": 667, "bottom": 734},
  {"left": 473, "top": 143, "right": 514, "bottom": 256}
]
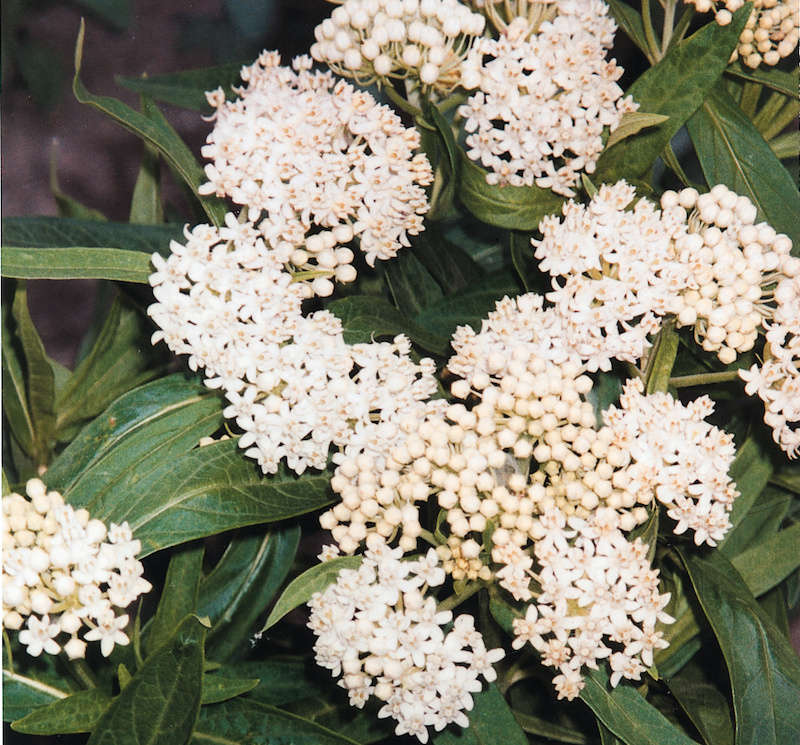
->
[
  {"left": 382, "top": 83, "right": 426, "bottom": 121},
  {"left": 418, "top": 528, "right": 441, "bottom": 548},
  {"left": 669, "top": 370, "right": 742, "bottom": 387},
  {"left": 667, "top": 5, "right": 695, "bottom": 50},
  {"left": 644, "top": 318, "right": 679, "bottom": 394},
  {"left": 642, "top": 0, "right": 664, "bottom": 62},
  {"left": 437, "top": 579, "right": 488, "bottom": 613},
  {"left": 68, "top": 656, "right": 98, "bottom": 689},
  {"left": 661, "top": 0, "right": 678, "bottom": 54}
]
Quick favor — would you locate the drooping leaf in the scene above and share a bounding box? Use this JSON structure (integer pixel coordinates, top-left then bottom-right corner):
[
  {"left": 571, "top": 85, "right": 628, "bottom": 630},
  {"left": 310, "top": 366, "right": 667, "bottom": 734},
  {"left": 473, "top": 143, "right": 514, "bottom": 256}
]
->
[
  {"left": 87, "top": 615, "right": 207, "bottom": 745},
  {"left": 457, "top": 152, "right": 566, "bottom": 231},
  {"left": 594, "top": 5, "right": 751, "bottom": 184},
  {"left": 191, "top": 697, "right": 361, "bottom": 745},
  {"left": 130, "top": 97, "right": 165, "bottom": 225},
  {"left": 116, "top": 62, "right": 245, "bottom": 112},
  {"left": 2, "top": 247, "right": 153, "bottom": 283},
  {"left": 12, "top": 283, "right": 56, "bottom": 467},
  {"left": 73, "top": 21, "right": 226, "bottom": 227},
  {"left": 145, "top": 542, "right": 205, "bottom": 657},
  {"left": 685, "top": 85, "right": 800, "bottom": 248},
  {"left": 1, "top": 216, "right": 182, "bottom": 254},
  {"left": 579, "top": 665, "right": 699, "bottom": 745},
  {"left": 11, "top": 688, "right": 111, "bottom": 735},
  {"left": 605, "top": 111, "right": 670, "bottom": 149},
  {"left": 260, "top": 555, "right": 363, "bottom": 632},
  {"left": 432, "top": 683, "right": 528, "bottom": 745},
  {"left": 200, "top": 525, "right": 300, "bottom": 661},
  {"left": 680, "top": 550, "right": 800, "bottom": 745},
  {"left": 667, "top": 656, "right": 734, "bottom": 745},
  {"left": 328, "top": 295, "right": 450, "bottom": 356}
]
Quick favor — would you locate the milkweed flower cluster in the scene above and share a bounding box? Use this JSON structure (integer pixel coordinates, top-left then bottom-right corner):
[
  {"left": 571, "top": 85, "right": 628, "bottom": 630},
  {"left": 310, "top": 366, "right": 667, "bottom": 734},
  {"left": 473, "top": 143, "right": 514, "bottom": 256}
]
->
[
  {"left": 684, "top": 0, "right": 799, "bottom": 67},
  {"left": 740, "top": 273, "right": 800, "bottom": 457},
  {"left": 311, "top": 0, "right": 487, "bottom": 94},
  {"left": 200, "top": 52, "right": 432, "bottom": 280},
  {"left": 512, "top": 508, "right": 673, "bottom": 700},
  {"left": 2, "top": 479, "right": 150, "bottom": 660},
  {"left": 149, "top": 54, "right": 440, "bottom": 475},
  {"left": 458, "top": 2, "right": 638, "bottom": 196},
  {"left": 534, "top": 181, "right": 798, "bottom": 367},
  {"left": 307, "top": 540, "right": 504, "bottom": 743}
]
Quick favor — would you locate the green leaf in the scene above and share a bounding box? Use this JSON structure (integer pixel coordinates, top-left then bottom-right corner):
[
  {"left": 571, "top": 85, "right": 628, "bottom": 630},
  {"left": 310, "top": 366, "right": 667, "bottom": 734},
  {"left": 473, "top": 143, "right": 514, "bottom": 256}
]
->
[
  {"left": 432, "top": 683, "right": 528, "bottom": 745},
  {"left": 43, "top": 374, "right": 223, "bottom": 497},
  {"left": 414, "top": 269, "right": 522, "bottom": 339},
  {"left": 509, "top": 231, "right": 542, "bottom": 293},
  {"left": 260, "top": 555, "right": 363, "bottom": 633},
  {"left": 72, "top": 21, "right": 227, "bottom": 228},
  {"left": 719, "top": 436, "right": 774, "bottom": 556},
  {"left": 2, "top": 299, "right": 35, "bottom": 457},
  {"left": 328, "top": 295, "right": 450, "bottom": 356},
  {"left": 457, "top": 152, "right": 566, "bottom": 231},
  {"left": 201, "top": 675, "right": 260, "bottom": 705},
  {"left": 513, "top": 709, "right": 590, "bottom": 744},
  {"left": 680, "top": 550, "right": 800, "bottom": 745},
  {"left": 116, "top": 62, "right": 245, "bottom": 112},
  {"left": 725, "top": 60, "right": 800, "bottom": 98},
  {"left": 667, "top": 657, "right": 734, "bottom": 745},
  {"left": 410, "top": 230, "right": 483, "bottom": 294},
  {"left": 605, "top": 111, "right": 670, "bottom": 149},
  {"left": 2, "top": 666, "right": 72, "bottom": 722},
  {"left": 731, "top": 522, "right": 800, "bottom": 600},
  {"left": 54, "top": 297, "right": 163, "bottom": 438},
  {"left": 200, "top": 525, "right": 301, "bottom": 662},
  {"left": 2, "top": 247, "right": 153, "bottom": 283},
  {"left": 594, "top": 5, "right": 751, "bottom": 184},
  {"left": 216, "top": 657, "right": 327, "bottom": 707},
  {"left": 146, "top": 542, "right": 205, "bottom": 657},
  {"left": 1, "top": 216, "right": 182, "bottom": 254},
  {"left": 130, "top": 98, "right": 165, "bottom": 225},
  {"left": 11, "top": 688, "right": 111, "bottom": 735},
  {"left": 385, "top": 250, "right": 445, "bottom": 316},
  {"left": 87, "top": 615, "right": 207, "bottom": 745},
  {"left": 685, "top": 85, "right": 800, "bottom": 249},
  {"left": 191, "top": 697, "right": 361, "bottom": 745},
  {"left": 579, "top": 665, "right": 699, "bottom": 745},
  {"left": 12, "top": 283, "right": 56, "bottom": 467},
  {"left": 420, "top": 100, "right": 460, "bottom": 220}
]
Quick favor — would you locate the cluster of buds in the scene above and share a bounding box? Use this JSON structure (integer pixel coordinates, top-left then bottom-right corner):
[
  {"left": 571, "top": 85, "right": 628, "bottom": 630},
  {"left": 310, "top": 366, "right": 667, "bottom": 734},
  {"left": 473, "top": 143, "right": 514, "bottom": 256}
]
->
[
  {"left": 308, "top": 539, "right": 504, "bottom": 743},
  {"left": 685, "top": 0, "right": 799, "bottom": 67},
  {"left": 2, "top": 479, "right": 150, "bottom": 659},
  {"left": 311, "top": 0, "right": 487, "bottom": 95}
]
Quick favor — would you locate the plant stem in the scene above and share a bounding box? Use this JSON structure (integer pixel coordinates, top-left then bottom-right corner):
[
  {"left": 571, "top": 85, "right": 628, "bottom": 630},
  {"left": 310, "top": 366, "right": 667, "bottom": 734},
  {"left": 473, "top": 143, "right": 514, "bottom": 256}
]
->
[
  {"left": 667, "top": 5, "right": 695, "bottom": 50},
  {"left": 68, "top": 656, "right": 99, "bottom": 689},
  {"left": 669, "top": 370, "right": 742, "bottom": 387},
  {"left": 437, "top": 579, "right": 488, "bottom": 613},
  {"left": 382, "top": 83, "right": 426, "bottom": 121},
  {"left": 642, "top": 0, "right": 664, "bottom": 62},
  {"left": 644, "top": 318, "right": 679, "bottom": 394},
  {"left": 661, "top": 0, "right": 678, "bottom": 54}
]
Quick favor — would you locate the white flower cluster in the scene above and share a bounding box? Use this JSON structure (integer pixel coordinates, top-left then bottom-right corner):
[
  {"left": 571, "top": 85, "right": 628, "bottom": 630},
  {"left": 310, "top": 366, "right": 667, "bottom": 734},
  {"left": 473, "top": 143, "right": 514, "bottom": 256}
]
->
[
  {"left": 685, "top": 0, "right": 799, "bottom": 67},
  {"left": 307, "top": 539, "right": 504, "bottom": 743},
  {"left": 150, "top": 54, "right": 440, "bottom": 476},
  {"left": 149, "top": 224, "right": 440, "bottom": 474},
  {"left": 740, "top": 273, "right": 800, "bottom": 457},
  {"left": 200, "top": 52, "right": 432, "bottom": 276},
  {"left": 458, "top": 2, "right": 638, "bottom": 196},
  {"left": 2, "top": 479, "right": 150, "bottom": 659},
  {"left": 535, "top": 181, "right": 687, "bottom": 370},
  {"left": 512, "top": 507, "right": 673, "bottom": 700},
  {"left": 603, "top": 379, "right": 739, "bottom": 545},
  {"left": 311, "top": 0, "right": 487, "bottom": 94},
  {"left": 534, "top": 181, "right": 798, "bottom": 367}
]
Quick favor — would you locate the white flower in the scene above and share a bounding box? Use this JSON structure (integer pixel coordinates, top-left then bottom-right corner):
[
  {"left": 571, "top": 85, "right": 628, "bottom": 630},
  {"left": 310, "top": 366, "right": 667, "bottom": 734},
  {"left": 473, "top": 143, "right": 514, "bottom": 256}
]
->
[
  {"left": 83, "top": 610, "right": 130, "bottom": 657},
  {"left": 18, "top": 615, "right": 61, "bottom": 657}
]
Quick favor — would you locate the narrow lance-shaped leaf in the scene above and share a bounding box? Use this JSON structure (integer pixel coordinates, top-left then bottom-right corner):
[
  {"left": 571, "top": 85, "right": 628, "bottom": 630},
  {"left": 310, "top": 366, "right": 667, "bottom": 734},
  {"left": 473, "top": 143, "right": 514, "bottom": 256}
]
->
[
  {"left": 2, "top": 301, "right": 35, "bottom": 457},
  {"left": 2, "top": 247, "right": 153, "bottom": 283},
  {"left": 685, "top": 85, "right": 800, "bottom": 249},
  {"left": 12, "top": 283, "right": 56, "bottom": 467},
  {"left": 11, "top": 689, "right": 112, "bottom": 736},
  {"left": 72, "top": 21, "right": 226, "bottom": 227},
  {"left": 680, "top": 549, "right": 800, "bottom": 745},
  {"left": 87, "top": 615, "right": 207, "bottom": 745},
  {"left": 129, "top": 96, "right": 165, "bottom": 225},
  {"left": 594, "top": 4, "right": 751, "bottom": 184}
]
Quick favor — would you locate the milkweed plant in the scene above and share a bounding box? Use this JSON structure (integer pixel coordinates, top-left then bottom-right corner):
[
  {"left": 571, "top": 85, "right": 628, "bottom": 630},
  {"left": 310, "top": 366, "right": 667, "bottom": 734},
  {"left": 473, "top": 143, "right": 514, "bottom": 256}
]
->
[{"left": 2, "top": 0, "right": 799, "bottom": 743}]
